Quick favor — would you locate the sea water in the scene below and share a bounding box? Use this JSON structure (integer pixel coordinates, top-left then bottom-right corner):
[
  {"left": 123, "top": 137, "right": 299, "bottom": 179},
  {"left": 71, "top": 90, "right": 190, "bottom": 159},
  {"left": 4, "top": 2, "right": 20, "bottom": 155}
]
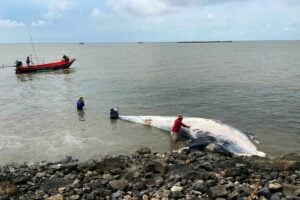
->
[{"left": 0, "top": 41, "right": 299, "bottom": 164}]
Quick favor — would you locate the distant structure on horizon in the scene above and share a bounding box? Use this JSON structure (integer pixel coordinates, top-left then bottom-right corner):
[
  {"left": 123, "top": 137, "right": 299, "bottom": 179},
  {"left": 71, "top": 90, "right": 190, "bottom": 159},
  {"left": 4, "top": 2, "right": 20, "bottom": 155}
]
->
[
  {"left": 79, "top": 42, "right": 84, "bottom": 45},
  {"left": 177, "top": 41, "right": 232, "bottom": 43}
]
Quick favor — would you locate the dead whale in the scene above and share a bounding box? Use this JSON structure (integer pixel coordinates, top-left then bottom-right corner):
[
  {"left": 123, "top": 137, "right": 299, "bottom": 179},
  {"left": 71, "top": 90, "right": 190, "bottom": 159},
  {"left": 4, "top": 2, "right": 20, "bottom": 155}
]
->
[{"left": 119, "top": 115, "right": 265, "bottom": 157}]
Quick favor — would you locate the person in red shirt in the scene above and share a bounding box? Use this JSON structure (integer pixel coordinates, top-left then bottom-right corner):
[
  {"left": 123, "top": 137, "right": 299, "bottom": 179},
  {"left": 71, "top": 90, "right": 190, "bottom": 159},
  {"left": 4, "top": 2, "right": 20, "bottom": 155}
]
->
[{"left": 171, "top": 114, "right": 190, "bottom": 141}]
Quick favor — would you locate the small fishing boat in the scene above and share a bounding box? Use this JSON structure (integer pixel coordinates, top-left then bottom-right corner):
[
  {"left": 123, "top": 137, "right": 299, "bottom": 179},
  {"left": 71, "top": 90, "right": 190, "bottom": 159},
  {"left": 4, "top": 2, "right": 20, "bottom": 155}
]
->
[{"left": 15, "top": 56, "right": 76, "bottom": 74}]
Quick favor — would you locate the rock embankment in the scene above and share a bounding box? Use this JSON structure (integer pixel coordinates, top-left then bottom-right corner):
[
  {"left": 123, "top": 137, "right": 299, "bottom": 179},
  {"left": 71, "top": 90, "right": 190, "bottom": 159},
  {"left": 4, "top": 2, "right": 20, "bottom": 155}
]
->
[{"left": 0, "top": 148, "right": 299, "bottom": 199}]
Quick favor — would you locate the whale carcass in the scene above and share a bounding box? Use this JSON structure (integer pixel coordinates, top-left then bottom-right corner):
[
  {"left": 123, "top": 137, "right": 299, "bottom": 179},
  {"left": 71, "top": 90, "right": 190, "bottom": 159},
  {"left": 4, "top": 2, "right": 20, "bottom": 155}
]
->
[{"left": 119, "top": 115, "right": 265, "bottom": 157}]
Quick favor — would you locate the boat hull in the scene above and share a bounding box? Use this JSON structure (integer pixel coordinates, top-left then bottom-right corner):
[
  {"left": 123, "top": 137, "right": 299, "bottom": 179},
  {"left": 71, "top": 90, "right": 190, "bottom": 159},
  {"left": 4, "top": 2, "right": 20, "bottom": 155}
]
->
[{"left": 15, "top": 59, "right": 76, "bottom": 74}]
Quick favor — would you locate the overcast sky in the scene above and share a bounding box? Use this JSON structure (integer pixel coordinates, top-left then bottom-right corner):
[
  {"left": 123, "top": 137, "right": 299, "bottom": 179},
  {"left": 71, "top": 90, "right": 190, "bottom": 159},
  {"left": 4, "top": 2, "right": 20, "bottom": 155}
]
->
[{"left": 0, "top": 0, "right": 299, "bottom": 43}]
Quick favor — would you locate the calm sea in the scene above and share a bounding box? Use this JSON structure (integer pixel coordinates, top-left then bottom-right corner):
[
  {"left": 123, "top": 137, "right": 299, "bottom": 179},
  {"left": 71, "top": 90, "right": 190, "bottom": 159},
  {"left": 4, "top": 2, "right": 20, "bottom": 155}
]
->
[{"left": 0, "top": 41, "right": 299, "bottom": 164}]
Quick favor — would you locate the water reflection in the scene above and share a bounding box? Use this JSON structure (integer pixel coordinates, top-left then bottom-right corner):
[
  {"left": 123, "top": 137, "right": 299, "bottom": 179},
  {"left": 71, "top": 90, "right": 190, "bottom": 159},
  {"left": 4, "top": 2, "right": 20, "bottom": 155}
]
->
[
  {"left": 77, "top": 110, "right": 85, "bottom": 121},
  {"left": 16, "top": 74, "right": 34, "bottom": 82},
  {"left": 53, "top": 68, "right": 75, "bottom": 75},
  {"left": 15, "top": 68, "right": 75, "bottom": 82}
]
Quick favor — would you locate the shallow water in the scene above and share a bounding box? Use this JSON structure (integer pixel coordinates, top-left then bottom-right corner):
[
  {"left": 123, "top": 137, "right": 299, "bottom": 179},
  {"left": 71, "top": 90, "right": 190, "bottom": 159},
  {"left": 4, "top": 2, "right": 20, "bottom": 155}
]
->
[{"left": 0, "top": 41, "right": 299, "bottom": 164}]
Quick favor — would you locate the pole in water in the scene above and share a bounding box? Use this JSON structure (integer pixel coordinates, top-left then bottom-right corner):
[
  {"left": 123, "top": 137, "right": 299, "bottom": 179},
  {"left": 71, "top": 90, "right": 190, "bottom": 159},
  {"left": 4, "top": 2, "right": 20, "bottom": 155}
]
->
[{"left": 30, "top": 35, "right": 39, "bottom": 65}]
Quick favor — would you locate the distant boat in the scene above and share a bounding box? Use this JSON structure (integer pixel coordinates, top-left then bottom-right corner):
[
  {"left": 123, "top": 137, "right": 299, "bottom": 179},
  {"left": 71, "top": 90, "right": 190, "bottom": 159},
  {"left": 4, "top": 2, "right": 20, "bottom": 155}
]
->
[
  {"left": 79, "top": 42, "right": 85, "bottom": 45},
  {"left": 137, "top": 41, "right": 144, "bottom": 44},
  {"left": 15, "top": 56, "right": 76, "bottom": 74}
]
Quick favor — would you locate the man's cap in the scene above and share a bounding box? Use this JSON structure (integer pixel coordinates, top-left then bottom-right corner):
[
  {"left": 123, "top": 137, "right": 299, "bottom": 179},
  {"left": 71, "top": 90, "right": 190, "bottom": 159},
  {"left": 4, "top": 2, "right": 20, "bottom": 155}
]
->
[{"left": 178, "top": 114, "right": 183, "bottom": 118}]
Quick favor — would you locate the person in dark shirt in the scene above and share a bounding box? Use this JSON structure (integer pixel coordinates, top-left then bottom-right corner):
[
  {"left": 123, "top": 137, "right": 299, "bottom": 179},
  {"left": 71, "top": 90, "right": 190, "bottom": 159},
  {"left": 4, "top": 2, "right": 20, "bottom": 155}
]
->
[
  {"left": 171, "top": 114, "right": 190, "bottom": 141},
  {"left": 77, "top": 97, "right": 85, "bottom": 110},
  {"left": 63, "top": 55, "right": 69, "bottom": 62},
  {"left": 110, "top": 108, "right": 119, "bottom": 119},
  {"left": 26, "top": 56, "right": 30, "bottom": 66}
]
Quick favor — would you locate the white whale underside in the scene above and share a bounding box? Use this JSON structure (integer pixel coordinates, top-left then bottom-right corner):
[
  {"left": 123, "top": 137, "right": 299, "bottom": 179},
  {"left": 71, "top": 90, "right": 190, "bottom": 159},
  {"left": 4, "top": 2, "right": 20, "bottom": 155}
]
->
[{"left": 119, "top": 115, "right": 265, "bottom": 157}]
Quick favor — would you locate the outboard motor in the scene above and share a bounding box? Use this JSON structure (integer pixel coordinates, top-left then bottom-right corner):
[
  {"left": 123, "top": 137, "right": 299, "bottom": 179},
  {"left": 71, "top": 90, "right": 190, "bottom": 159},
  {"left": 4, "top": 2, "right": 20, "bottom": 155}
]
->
[
  {"left": 15, "top": 60, "right": 22, "bottom": 67},
  {"left": 110, "top": 108, "right": 119, "bottom": 119}
]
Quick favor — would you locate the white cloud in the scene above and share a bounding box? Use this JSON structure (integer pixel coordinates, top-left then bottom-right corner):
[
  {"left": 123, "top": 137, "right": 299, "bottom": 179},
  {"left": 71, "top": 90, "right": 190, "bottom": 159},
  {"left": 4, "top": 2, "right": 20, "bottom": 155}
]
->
[
  {"left": 106, "top": 0, "right": 252, "bottom": 16},
  {"left": 107, "top": 0, "right": 178, "bottom": 16},
  {"left": 0, "top": 19, "right": 25, "bottom": 28},
  {"left": 32, "top": 20, "right": 46, "bottom": 27},
  {"left": 90, "top": 7, "right": 102, "bottom": 17},
  {"left": 206, "top": 13, "right": 215, "bottom": 20},
  {"left": 42, "top": 0, "right": 74, "bottom": 20},
  {"left": 283, "top": 26, "right": 295, "bottom": 31}
]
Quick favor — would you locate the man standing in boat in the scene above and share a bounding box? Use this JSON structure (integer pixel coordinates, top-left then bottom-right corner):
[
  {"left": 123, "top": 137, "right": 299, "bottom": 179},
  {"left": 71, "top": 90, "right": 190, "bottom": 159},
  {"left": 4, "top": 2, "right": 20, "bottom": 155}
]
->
[
  {"left": 26, "top": 56, "right": 30, "bottom": 66},
  {"left": 63, "top": 55, "right": 69, "bottom": 62}
]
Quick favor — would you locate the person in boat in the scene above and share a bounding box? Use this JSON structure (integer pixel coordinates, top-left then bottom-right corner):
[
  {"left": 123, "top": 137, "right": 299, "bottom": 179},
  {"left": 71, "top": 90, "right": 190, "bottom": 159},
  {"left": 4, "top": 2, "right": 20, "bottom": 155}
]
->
[
  {"left": 26, "top": 56, "right": 30, "bottom": 66},
  {"left": 63, "top": 55, "right": 70, "bottom": 62},
  {"left": 110, "top": 108, "right": 119, "bottom": 119},
  {"left": 171, "top": 114, "right": 190, "bottom": 141},
  {"left": 77, "top": 97, "right": 85, "bottom": 110}
]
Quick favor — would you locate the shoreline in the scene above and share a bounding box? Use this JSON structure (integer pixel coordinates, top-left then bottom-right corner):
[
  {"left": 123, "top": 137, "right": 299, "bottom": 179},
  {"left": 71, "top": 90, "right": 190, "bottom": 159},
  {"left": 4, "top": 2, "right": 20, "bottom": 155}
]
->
[{"left": 0, "top": 148, "right": 299, "bottom": 199}]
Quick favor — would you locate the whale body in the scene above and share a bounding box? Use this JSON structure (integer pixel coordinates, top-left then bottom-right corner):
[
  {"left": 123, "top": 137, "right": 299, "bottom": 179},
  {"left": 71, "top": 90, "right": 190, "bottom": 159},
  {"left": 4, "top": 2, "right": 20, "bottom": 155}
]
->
[{"left": 119, "top": 115, "right": 265, "bottom": 157}]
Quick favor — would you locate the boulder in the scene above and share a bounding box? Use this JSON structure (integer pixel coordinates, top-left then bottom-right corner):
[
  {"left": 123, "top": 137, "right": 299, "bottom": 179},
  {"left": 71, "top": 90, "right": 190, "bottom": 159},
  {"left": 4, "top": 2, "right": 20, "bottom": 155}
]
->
[
  {"left": 109, "top": 179, "right": 128, "bottom": 191},
  {"left": 208, "top": 185, "right": 228, "bottom": 199}
]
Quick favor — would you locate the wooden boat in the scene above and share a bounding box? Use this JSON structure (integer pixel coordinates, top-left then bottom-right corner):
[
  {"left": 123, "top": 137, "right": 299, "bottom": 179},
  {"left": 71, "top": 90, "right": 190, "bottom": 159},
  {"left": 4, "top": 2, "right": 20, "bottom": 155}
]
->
[{"left": 15, "top": 57, "right": 76, "bottom": 74}]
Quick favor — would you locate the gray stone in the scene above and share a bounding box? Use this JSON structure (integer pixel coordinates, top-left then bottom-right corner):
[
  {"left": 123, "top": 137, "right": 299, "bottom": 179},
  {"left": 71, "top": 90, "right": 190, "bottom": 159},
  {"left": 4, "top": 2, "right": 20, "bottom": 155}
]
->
[
  {"left": 98, "top": 157, "right": 121, "bottom": 172},
  {"left": 109, "top": 179, "right": 128, "bottom": 191},
  {"left": 257, "top": 187, "right": 271, "bottom": 199},
  {"left": 133, "top": 182, "right": 146, "bottom": 190},
  {"left": 136, "top": 147, "right": 151, "bottom": 155},
  {"left": 112, "top": 190, "right": 123, "bottom": 199},
  {"left": 225, "top": 168, "right": 241, "bottom": 177},
  {"left": 208, "top": 185, "right": 228, "bottom": 199},
  {"left": 153, "top": 159, "right": 168, "bottom": 174},
  {"left": 193, "top": 180, "right": 208, "bottom": 193}
]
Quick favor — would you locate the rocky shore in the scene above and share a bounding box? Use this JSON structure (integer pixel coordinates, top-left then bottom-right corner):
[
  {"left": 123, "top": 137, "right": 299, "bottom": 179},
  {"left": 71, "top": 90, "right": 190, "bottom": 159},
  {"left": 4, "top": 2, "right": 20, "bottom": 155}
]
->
[{"left": 0, "top": 148, "right": 299, "bottom": 200}]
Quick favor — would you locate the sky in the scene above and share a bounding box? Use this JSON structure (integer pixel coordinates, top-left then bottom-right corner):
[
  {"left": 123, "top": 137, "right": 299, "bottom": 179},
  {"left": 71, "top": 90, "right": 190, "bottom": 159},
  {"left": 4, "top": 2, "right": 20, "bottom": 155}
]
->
[{"left": 0, "top": 0, "right": 299, "bottom": 43}]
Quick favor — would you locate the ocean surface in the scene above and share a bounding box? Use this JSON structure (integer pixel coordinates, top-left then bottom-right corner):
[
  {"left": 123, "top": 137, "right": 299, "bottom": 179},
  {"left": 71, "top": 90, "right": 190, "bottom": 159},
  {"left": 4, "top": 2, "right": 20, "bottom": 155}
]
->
[{"left": 0, "top": 41, "right": 299, "bottom": 164}]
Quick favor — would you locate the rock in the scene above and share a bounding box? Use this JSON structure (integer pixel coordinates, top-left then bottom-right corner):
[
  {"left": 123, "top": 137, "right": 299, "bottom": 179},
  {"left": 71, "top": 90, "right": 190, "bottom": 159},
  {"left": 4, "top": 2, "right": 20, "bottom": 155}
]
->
[
  {"left": 98, "top": 157, "right": 121, "bottom": 172},
  {"left": 61, "top": 156, "right": 73, "bottom": 163},
  {"left": 110, "top": 168, "right": 122, "bottom": 175},
  {"left": 227, "top": 191, "right": 239, "bottom": 200},
  {"left": 270, "top": 171, "right": 279, "bottom": 179},
  {"left": 46, "top": 194, "right": 64, "bottom": 200},
  {"left": 112, "top": 190, "right": 123, "bottom": 199},
  {"left": 153, "top": 159, "right": 168, "bottom": 174},
  {"left": 133, "top": 182, "right": 146, "bottom": 190},
  {"left": 40, "top": 178, "right": 73, "bottom": 191},
  {"left": 144, "top": 172, "right": 154, "bottom": 179},
  {"left": 283, "top": 184, "right": 300, "bottom": 198},
  {"left": 0, "top": 182, "right": 17, "bottom": 196},
  {"left": 70, "top": 195, "right": 80, "bottom": 200},
  {"left": 171, "top": 186, "right": 183, "bottom": 192},
  {"left": 192, "top": 180, "right": 208, "bottom": 193},
  {"left": 206, "top": 180, "right": 217, "bottom": 187},
  {"left": 136, "top": 147, "right": 151, "bottom": 155},
  {"left": 257, "top": 188, "right": 271, "bottom": 199},
  {"left": 77, "top": 160, "right": 97, "bottom": 171},
  {"left": 109, "top": 179, "right": 128, "bottom": 191},
  {"left": 0, "top": 195, "right": 9, "bottom": 200},
  {"left": 208, "top": 185, "right": 228, "bottom": 199},
  {"left": 12, "top": 176, "right": 31, "bottom": 184},
  {"left": 268, "top": 182, "right": 282, "bottom": 191},
  {"left": 225, "top": 168, "right": 241, "bottom": 177}
]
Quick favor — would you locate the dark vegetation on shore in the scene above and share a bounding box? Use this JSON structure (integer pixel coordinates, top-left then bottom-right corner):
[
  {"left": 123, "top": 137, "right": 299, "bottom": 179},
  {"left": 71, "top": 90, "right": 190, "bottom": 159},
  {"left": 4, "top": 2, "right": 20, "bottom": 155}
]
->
[{"left": 0, "top": 148, "right": 299, "bottom": 200}]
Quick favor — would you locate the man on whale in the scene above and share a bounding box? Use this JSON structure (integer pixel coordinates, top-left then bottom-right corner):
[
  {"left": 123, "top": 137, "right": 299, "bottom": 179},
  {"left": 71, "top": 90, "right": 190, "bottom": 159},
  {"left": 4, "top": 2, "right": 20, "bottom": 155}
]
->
[{"left": 171, "top": 114, "right": 190, "bottom": 141}]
